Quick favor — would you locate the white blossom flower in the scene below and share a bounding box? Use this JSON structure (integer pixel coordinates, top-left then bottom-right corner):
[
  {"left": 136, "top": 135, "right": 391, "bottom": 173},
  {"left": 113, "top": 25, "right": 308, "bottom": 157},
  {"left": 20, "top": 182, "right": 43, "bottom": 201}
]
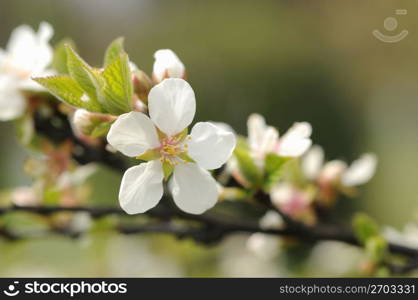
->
[
  {"left": 247, "top": 113, "right": 312, "bottom": 166},
  {"left": 274, "top": 121, "right": 312, "bottom": 157},
  {"left": 107, "top": 78, "right": 236, "bottom": 214},
  {"left": 302, "top": 145, "right": 377, "bottom": 187},
  {"left": 153, "top": 49, "right": 185, "bottom": 83},
  {"left": 0, "top": 22, "right": 54, "bottom": 121}
]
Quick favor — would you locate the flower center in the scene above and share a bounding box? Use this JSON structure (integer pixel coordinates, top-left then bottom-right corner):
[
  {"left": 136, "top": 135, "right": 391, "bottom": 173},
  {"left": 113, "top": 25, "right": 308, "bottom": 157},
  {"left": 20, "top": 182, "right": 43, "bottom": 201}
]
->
[{"left": 159, "top": 136, "right": 190, "bottom": 166}]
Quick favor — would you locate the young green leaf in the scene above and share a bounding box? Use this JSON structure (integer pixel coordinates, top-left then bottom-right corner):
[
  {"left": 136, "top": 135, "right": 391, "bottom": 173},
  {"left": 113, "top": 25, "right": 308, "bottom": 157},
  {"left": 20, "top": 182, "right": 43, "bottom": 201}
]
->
[
  {"left": 264, "top": 153, "right": 289, "bottom": 190},
  {"left": 234, "top": 148, "right": 262, "bottom": 185},
  {"left": 365, "top": 236, "right": 388, "bottom": 263},
  {"left": 33, "top": 76, "right": 103, "bottom": 112},
  {"left": 65, "top": 45, "right": 102, "bottom": 106},
  {"left": 99, "top": 53, "right": 133, "bottom": 114},
  {"left": 51, "top": 38, "right": 76, "bottom": 74},
  {"left": 104, "top": 37, "right": 125, "bottom": 67},
  {"left": 352, "top": 212, "right": 380, "bottom": 245}
]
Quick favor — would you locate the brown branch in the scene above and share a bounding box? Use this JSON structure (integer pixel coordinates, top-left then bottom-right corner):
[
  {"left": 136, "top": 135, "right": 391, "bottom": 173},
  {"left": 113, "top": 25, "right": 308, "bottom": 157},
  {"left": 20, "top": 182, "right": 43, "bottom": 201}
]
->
[{"left": 1, "top": 203, "right": 417, "bottom": 259}]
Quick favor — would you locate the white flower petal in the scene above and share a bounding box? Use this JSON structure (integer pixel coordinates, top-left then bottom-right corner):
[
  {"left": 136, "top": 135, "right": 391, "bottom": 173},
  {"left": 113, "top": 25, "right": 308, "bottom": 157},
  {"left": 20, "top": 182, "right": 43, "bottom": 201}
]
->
[
  {"left": 0, "top": 76, "right": 26, "bottom": 121},
  {"left": 119, "top": 161, "right": 164, "bottom": 214},
  {"left": 6, "top": 24, "right": 35, "bottom": 60},
  {"left": 188, "top": 122, "right": 236, "bottom": 170},
  {"left": 170, "top": 163, "right": 218, "bottom": 214},
  {"left": 107, "top": 111, "right": 160, "bottom": 157},
  {"left": 247, "top": 113, "right": 278, "bottom": 158},
  {"left": 209, "top": 121, "right": 236, "bottom": 135},
  {"left": 38, "top": 22, "right": 54, "bottom": 43},
  {"left": 383, "top": 224, "right": 418, "bottom": 249},
  {"left": 6, "top": 22, "right": 53, "bottom": 75},
  {"left": 247, "top": 113, "right": 267, "bottom": 152},
  {"left": 0, "top": 49, "right": 6, "bottom": 65},
  {"left": 148, "top": 78, "right": 196, "bottom": 136},
  {"left": 277, "top": 122, "right": 312, "bottom": 157},
  {"left": 341, "top": 153, "right": 377, "bottom": 186},
  {"left": 260, "top": 127, "right": 279, "bottom": 154},
  {"left": 302, "top": 145, "right": 324, "bottom": 180},
  {"left": 153, "top": 49, "right": 185, "bottom": 82}
]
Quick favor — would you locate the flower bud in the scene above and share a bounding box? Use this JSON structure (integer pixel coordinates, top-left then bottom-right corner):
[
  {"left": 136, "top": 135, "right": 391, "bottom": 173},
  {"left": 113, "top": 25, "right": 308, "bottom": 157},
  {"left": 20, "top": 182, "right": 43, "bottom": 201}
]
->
[
  {"left": 132, "top": 69, "right": 153, "bottom": 103},
  {"left": 152, "top": 49, "right": 185, "bottom": 83},
  {"left": 72, "top": 109, "right": 115, "bottom": 137},
  {"left": 72, "top": 109, "right": 95, "bottom": 136}
]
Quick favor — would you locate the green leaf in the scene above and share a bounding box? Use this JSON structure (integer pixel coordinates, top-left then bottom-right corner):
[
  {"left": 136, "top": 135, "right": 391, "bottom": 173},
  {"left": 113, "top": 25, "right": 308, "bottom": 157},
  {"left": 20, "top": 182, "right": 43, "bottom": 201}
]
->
[
  {"left": 51, "top": 38, "right": 76, "bottom": 74},
  {"left": 234, "top": 148, "right": 261, "bottom": 185},
  {"left": 352, "top": 213, "right": 380, "bottom": 245},
  {"left": 365, "top": 236, "right": 388, "bottom": 263},
  {"left": 104, "top": 37, "right": 125, "bottom": 67},
  {"left": 264, "top": 153, "right": 289, "bottom": 190},
  {"left": 99, "top": 53, "right": 133, "bottom": 114},
  {"left": 162, "top": 162, "right": 174, "bottom": 180},
  {"left": 65, "top": 45, "right": 102, "bottom": 106},
  {"left": 33, "top": 75, "right": 102, "bottom": 112}
]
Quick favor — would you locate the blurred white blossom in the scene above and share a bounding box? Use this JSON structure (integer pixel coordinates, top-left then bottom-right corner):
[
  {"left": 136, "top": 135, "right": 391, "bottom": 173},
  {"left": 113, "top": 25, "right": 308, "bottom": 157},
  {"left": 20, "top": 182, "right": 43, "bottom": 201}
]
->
[
  {"left": 259, "top": 210, "right": 284, "bottom": 230},
  {"left": 302, "top": 145, "right": 377, "bottom": 187},
  {"left": 383, "top": 223, "right": 418, "bottom": 249},
  {"left": 341, "top": 154, "right": 378, "bottom": 187},
  {"left": 247, "top": 113, "right": 312, "bottom": 168},
  {"left": 246, "top": 233, "right": 280, "bottom": 260},
  {"left": 0, "top": 22, "right": 54, "bottom": 121},
  {"left": 246, "top": 211, "right": 284, "bottom": 259},
  {"left": 270, "top": 182, "right": 313, "bottom": 219}
]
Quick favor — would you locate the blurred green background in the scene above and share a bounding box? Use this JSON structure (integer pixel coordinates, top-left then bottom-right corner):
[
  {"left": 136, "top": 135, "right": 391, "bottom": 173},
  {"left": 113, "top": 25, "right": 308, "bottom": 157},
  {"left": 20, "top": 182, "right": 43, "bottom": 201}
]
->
[{"left": 0, "top": 0, "right": 417, "bottom": 277}]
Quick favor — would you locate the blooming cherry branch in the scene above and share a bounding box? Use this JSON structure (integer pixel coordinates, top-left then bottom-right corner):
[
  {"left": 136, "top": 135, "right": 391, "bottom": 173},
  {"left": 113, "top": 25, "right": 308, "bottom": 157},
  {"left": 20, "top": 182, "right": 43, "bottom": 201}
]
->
[{"left": 0, "top": 22, "right": 417, "bottom": 276}]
